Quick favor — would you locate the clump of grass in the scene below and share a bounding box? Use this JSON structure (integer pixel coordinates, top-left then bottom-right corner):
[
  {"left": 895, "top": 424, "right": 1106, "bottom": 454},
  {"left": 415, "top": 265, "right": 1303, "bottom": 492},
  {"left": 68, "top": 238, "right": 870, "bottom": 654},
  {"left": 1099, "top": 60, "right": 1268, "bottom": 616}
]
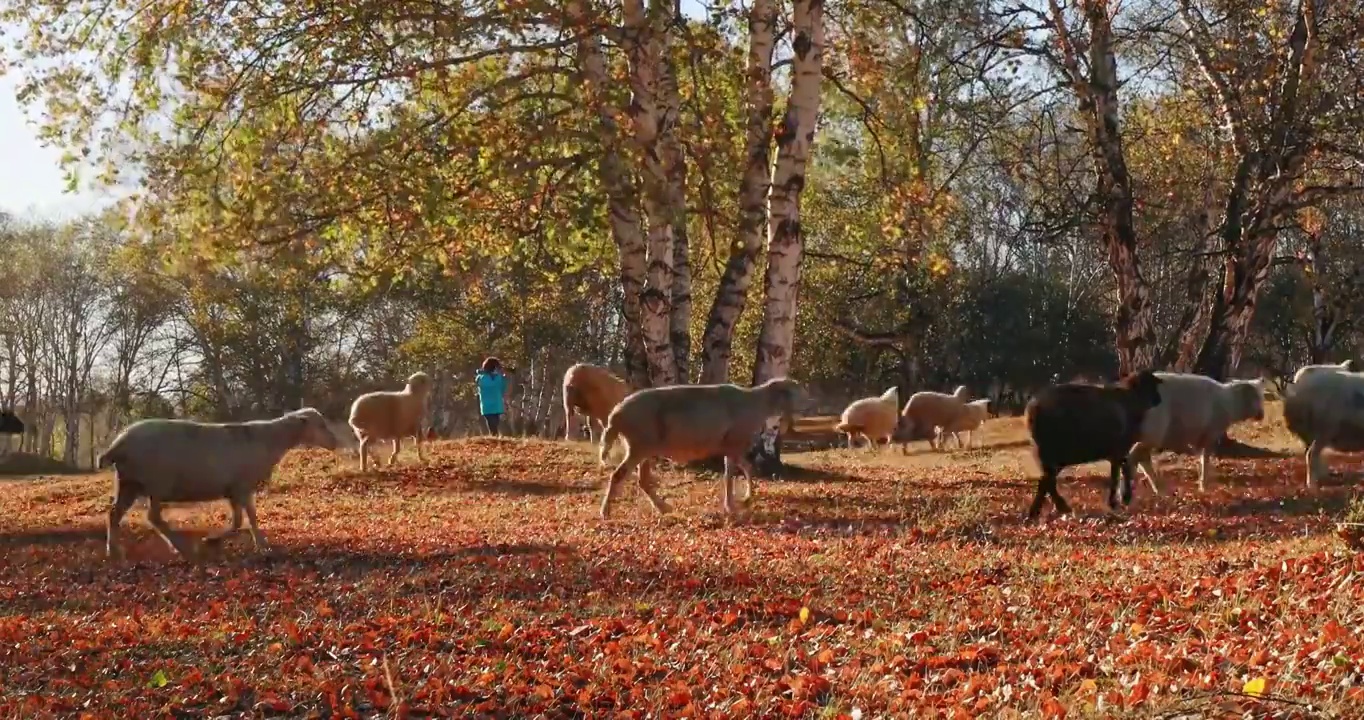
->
[{"left": 1342, "top": 494, "right": 1364, "bottom": 525}]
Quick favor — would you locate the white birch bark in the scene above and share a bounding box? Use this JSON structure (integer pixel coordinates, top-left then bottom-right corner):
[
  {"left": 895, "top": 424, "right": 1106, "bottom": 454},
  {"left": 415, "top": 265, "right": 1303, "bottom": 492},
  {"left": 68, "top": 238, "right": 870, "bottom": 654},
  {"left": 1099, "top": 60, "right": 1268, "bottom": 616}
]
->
[
  {"left": 752, "top": 0, "right": 824, "bottom": 384},
  {"left": 697, "top": 0, "right": 777, "bottom": 384},
  {"left": 570, "top": 0, "right": 650, "bottom": 389},
  {"left": 749, "top": 0, "right": 824, "bottom": 470},
  {"left": 623, "top": 0, "right": 679, "bottom": 386}
]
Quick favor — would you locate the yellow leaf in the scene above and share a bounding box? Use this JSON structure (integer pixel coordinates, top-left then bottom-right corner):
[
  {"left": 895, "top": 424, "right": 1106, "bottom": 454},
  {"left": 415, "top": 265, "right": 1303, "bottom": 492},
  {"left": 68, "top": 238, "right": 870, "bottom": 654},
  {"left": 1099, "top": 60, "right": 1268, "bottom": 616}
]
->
[
  {"left": 799, "top": 607, "right": 810, "bottom": 624},
  {"left": 1079, "top": 678, "right": 1098, "bottom": 695},
  {"left": 1130, "top": 623, "right": 1145, "bottom": 636},
  {"left": 1243, "top": 677, "right": 1267, "bottom": 697}
]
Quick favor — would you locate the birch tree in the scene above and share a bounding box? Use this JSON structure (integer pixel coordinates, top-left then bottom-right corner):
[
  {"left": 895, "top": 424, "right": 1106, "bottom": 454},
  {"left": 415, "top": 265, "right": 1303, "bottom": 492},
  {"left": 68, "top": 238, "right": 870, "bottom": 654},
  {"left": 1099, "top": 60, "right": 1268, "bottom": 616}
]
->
[
  {"left": 698, "top": 0, "right": 778, "bottom": 385},
  {"left": 750, "top": 0, "right": 826, "bottom": 472}
]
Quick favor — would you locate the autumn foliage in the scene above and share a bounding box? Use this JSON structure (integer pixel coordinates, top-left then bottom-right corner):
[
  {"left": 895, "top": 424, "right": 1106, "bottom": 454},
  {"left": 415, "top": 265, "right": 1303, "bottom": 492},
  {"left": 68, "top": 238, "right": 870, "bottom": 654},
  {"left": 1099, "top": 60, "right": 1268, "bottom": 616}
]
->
[{"left": 2, "top": 410, "right": 1362, "bottom": 718}]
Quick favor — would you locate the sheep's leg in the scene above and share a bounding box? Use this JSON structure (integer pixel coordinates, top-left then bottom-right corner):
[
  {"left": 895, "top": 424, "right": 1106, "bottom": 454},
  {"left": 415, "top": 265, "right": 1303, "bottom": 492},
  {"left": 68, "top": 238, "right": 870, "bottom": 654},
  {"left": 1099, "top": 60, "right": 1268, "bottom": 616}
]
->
[
  {"left": 602, "top": 451, "right": 641, "bottom": 520},
  {"left": 359, "top": 437, "right": 371, "bottom": 472},
  {"left": 721, "top": 456, "right": 738, "bottom": 515},
  {"left": 636, "top": 459, "right": 670, "bottom": 515},
  {"left": 1196, "top": 448, "right": 1214, "bottom": 492},
  {"left": 1130, "top": 442, "right": 1162, "bottom": 495},
  {"left": 734, "top": 455, "right": 758, "bottom": 503},
  {"left": 1306, "top": 441, "right": 1326, "bottom": 489},
  {"left": 240, "top": 494, "right": 269, "bottom": 551},
  {"left": 145, "top": 498, "right": 196, "bottom": 559},
  {"left": 204, "top": 498, "right": 244, "bottom": 544},
  {"left": 388, "top": 437, "right": 402, "bottom": 466},
  {"left": 105, "top": 483, "right": 137, "bottom": 560},
  {"left": 416, "top": 429, "right": 427, "bottom": 464},
  {"left": 1026, "top": 468, "right": 1055, "bottom": 521}
]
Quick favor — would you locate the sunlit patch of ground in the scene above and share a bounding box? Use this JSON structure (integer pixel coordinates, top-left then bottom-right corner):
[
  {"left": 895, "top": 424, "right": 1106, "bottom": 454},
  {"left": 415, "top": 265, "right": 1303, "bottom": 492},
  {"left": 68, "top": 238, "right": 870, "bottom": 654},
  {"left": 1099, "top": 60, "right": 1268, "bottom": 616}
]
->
[{"left": 2, "top": 402, "right": 1362, "bottom": 718}]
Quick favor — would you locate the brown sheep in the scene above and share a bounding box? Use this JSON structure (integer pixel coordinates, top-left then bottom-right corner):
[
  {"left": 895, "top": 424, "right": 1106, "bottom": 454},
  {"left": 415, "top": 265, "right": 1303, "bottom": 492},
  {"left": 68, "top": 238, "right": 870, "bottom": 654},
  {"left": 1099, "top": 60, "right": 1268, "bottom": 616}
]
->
[
  {"left": 348, "top": 371, "right": 433, "bottom": 471},
  {"left": 596, "top": 378, "right": 804, "bottom": 519},
  {"left": 562, "top": 363, "right": 633, "bottom": 443}
]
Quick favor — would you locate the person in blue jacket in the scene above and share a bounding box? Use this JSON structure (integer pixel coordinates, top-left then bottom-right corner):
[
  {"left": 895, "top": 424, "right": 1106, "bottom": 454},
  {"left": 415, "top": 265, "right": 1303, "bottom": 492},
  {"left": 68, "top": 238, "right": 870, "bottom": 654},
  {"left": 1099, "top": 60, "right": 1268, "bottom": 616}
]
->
[{"left": 474, "top": 357, "right": 510, "bottom": 435}]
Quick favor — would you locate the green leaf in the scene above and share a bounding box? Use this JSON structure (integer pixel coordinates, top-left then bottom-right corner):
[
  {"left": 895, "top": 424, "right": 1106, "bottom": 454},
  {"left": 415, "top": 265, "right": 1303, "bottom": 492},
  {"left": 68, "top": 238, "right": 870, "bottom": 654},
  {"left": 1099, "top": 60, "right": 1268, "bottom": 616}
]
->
[{"left": 148, "top": 669, "right": 170, "bottom": 688}]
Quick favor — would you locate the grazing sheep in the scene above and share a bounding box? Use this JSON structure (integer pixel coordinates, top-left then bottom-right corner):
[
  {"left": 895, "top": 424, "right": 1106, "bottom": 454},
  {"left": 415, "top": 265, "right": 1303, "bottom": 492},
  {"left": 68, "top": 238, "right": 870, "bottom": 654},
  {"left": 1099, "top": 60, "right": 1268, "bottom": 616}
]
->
[
  {"left": 1291, "top": 359, "right": 1361, "bottom": 384},
  {"left": 937, "top": 398, "right": 992, "bottom": 450},
  {"left": 562, "top": 363, "right": 633, "bottom": 443},
  {"left": 834, "top": 386, "right": 900, "bottom": 451},
  {"left": 97, "top": 408, "right": 339, "bottom": 560},
  {"left": 596, "top": 378, "right": 804, "bottom": 519},
  {"left": 1283, "top": 368, "right": 1364, "bottom": 488},
  {"left": 1128, "top": 373, "right": 1265, "bottom": 494},
  {"left": 348, "top": 371, "right": 433, "bottom": 471},
  {"left": 1024, "top": 371, "right": 1164, "bottom": 521},
  {"left": 898, "top": 385, "right": 972, "bottom": 453}
]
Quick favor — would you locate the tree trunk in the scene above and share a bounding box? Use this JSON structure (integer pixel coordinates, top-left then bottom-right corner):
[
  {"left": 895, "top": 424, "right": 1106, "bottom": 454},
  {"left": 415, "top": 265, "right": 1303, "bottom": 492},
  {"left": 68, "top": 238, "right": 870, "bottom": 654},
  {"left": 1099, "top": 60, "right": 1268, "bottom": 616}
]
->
[
  {"left": 1303, "top": 232, "right": 1339, "bottom": 364},
  {"left": 697, "top": 0, "right": 778, "bottom": 385},
  {"left": 749, "top": 0, "right": 824, "bottom": 477},
  {"left": 1047, "top": 0, "right": 1156, "bottom": 376},
  {"left": 663, "top": 49, "right": 693, "bottom": 383},
  {"left": 572, "top": 0, "right": 651, "bottom": 390},
  {"left": 1180, "top": 0, "right": 1329, "bottom": 380},
  {"left": 624, "top": 0, "right": 680, "bottom": 387}
]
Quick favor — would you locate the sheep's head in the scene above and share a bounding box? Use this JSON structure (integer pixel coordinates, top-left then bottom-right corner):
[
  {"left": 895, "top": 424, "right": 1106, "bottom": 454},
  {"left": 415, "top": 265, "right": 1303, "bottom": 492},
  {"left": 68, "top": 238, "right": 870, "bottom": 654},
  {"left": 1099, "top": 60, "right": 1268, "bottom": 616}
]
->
[
  {"left": 758, "top": 377, "right": 805, "bottom": 424},
  {"left": 952, "top": 385, "right": 970, "bottom": 399},
  {"left": 0, "top": 411, "right": 23, "bottom": 435},
  {"left": 288, "top": 408, "right": 340, "bottom": 450},
  {"left": 406, "top": 372, "right": 434, "bottom": 396},
  {"left": 1118, "top": 370, "right": 1163, "bottom": 409},
  {"left": 1234, "top": 378, "right": 1266, "bottom": 421}
]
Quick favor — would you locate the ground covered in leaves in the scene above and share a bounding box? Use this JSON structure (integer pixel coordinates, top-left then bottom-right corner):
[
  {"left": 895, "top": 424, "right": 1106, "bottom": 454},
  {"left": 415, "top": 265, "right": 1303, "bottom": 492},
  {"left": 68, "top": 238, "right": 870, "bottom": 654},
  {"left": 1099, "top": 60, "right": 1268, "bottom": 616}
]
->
[{"left": 3, "top": 408, "right": 1363, "bottom": 718}]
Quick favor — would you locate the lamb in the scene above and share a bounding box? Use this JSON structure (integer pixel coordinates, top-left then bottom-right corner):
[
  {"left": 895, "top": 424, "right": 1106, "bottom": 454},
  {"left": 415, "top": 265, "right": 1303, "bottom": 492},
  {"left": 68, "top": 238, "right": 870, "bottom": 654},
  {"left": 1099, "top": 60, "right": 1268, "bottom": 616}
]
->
[
  {"left": 97, "top": 407, "right": 338, "bottom": 560},
  {"left": 1128, "top": 373, "right": 1265, "bottom": 493},
  {"left": 596, "top": 377, "right": 804, "bottom": 519},
  {"left": 1023, "top": 370, "right": 1164, "bottom": 521},
  {"left": 348, "top": 371, "right": 433, "bottom": 471},
  {"left": 834, "top": 386, "right": 900, "bottom": 451},
  {"left": 1291, "top": 359, "right": 1361, "bottom": 384},
  {"left": 562, "top": 363, "right": 633, "bottom": 443},
  {"left": 898, "top": 384, "right": 972, "bottom": 453},
  {"left": 936, "top": 398, "right": 991, "bottom": 450},
  {"left": 1282, "top": 368, "right": 1364, "bottom": 488}
]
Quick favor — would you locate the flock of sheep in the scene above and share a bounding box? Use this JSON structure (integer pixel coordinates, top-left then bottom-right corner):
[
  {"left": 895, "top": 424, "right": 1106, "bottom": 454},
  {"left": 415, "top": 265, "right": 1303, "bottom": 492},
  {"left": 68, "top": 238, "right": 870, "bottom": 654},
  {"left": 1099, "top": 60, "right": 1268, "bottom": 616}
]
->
[{"left": 64, "top": 356, "right": 1364, "bottom": 561}]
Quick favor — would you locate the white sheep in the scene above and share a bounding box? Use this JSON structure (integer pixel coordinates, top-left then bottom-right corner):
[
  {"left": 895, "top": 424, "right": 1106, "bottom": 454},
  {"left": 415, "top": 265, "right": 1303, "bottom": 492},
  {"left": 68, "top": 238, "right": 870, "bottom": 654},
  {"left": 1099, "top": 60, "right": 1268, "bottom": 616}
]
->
[
  {"left": 1128, "top": 372, "right": 1265, "bottom": 494},
  {"left": 596, "top": 378, "right": 803, "bottom": 519},
  {"left": 936, "top": 398, "right": 991, "bottom": 449},
  {"left": 348, "top": 371, "right": 433, "bottom": 471},
  {"left": 562, "top": 363, "right": 633, "bottom": 443},
  {"left": 1291, "top": 359, "right": 1361, "bottom": 384},
  {"left": 834, "top": 386, "right": 900, "bottom": 451},
  {"left": 97, "top": 407, "right": 339, "bottom": 560},
  {"left": 1283, "top": 368, "right": 1364, "bottom": 488},
  {"left": 898, "top": 385, "right": 972, "bottom": 453}
]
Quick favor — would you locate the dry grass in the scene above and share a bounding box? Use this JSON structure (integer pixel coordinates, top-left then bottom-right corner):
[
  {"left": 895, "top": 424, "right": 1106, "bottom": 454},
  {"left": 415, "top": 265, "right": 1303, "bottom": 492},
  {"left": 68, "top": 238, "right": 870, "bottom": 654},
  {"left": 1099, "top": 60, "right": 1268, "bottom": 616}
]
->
[{"left": 2, "top": 402, "right": 1363, "bottom": 718}]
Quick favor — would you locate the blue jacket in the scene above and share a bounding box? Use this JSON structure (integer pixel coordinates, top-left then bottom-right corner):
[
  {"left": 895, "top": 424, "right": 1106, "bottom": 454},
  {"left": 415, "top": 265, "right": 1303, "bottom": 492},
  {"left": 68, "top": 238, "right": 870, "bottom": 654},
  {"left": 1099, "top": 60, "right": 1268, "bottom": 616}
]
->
[{"left": 475, "top": 370, "right": 508, "bottom": 415}]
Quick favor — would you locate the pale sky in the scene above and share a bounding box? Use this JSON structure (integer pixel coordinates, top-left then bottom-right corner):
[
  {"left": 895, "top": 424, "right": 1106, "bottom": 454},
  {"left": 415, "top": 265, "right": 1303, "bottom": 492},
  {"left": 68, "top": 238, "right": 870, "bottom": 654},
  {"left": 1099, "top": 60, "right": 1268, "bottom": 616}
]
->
[{"left": 0, "top": 70, "right": 111, "bottom": 219}]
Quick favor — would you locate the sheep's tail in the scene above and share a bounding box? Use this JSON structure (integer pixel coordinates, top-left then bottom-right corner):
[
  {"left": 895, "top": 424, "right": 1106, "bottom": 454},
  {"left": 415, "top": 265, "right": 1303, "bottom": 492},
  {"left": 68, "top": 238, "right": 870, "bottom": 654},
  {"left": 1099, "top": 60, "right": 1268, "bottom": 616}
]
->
[{"left": 598, "top": 421, "right": 620, "bottom": 465}]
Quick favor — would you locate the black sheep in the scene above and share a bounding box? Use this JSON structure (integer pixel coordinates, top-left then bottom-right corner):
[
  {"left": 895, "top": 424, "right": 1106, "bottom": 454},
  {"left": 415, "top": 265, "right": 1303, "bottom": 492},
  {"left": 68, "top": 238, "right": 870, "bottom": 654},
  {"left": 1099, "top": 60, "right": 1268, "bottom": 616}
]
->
[{"left": 1023, "top": 371, "right": 1164, "bottom": 521}]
